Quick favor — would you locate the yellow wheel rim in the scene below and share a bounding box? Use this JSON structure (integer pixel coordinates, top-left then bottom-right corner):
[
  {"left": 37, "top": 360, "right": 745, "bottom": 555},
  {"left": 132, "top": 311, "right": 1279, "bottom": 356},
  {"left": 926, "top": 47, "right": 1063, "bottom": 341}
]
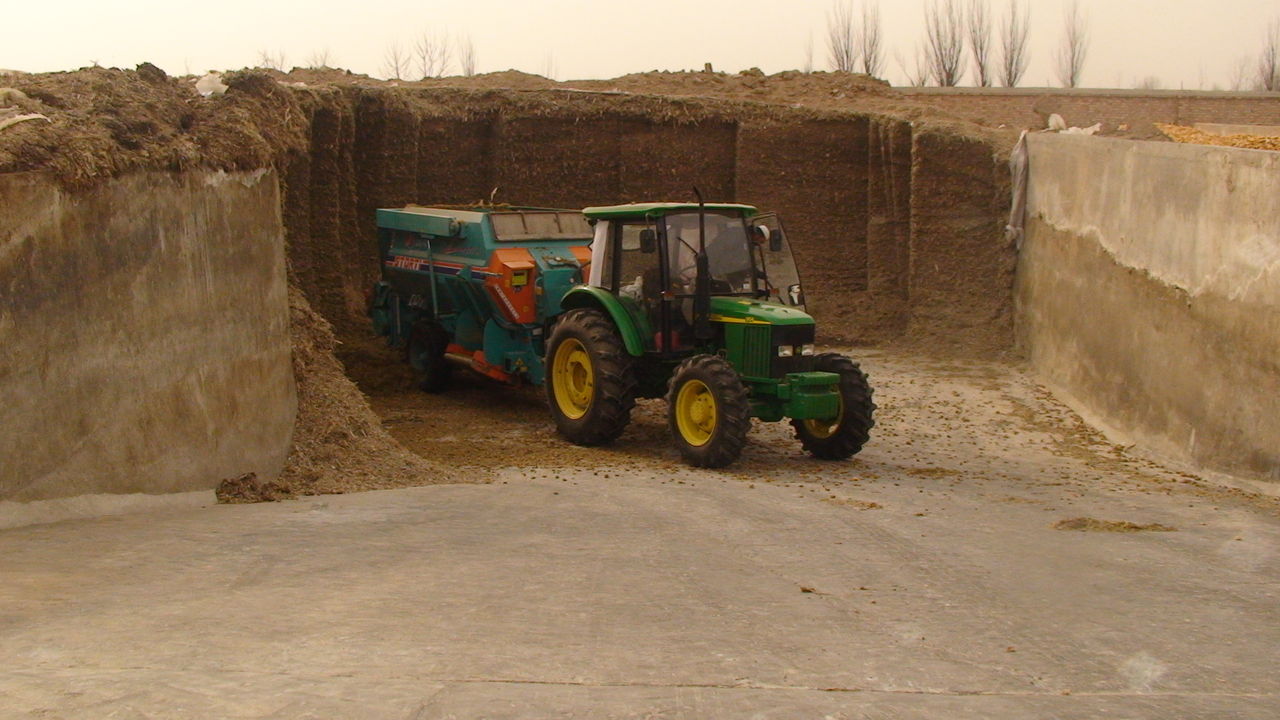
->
[
  {"left": 552, "top": 338, "right": 594, "bottom": 420},
  {"left": 802, "top": 394, "right": 844, "bottom": 439},
  {"left": 675, "top": 379, "right": 718, "bottom": 446}
]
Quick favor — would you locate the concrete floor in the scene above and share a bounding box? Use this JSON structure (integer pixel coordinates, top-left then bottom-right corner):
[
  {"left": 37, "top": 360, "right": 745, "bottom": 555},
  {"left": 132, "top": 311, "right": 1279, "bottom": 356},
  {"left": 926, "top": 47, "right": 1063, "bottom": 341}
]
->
[{"left": 3, "top": 352, "right": 1278, "bottom": 719}]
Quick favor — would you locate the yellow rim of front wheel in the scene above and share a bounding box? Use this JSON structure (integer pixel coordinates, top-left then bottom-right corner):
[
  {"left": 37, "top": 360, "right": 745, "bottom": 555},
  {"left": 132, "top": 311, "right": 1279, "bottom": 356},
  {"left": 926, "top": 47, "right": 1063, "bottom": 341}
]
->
[
  {"left": 802, "top": 394, "right": 844, "bottom": 439},
  {"left": 552, "top": 338, "right": 594, "bottom": 420},
  {"left": 675, "top": 379, "right": 718, "bottom": 446}
]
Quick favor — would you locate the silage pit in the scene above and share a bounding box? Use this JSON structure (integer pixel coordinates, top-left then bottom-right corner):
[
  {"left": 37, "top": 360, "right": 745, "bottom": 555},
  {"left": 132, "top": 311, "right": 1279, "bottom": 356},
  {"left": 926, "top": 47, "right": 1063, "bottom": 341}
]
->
[
  {"left": 1, "top": 66, "right": 1018, "bottom": 499},
  {"left": 276, "top": 84, "right": 1015, "bottom": 490}
]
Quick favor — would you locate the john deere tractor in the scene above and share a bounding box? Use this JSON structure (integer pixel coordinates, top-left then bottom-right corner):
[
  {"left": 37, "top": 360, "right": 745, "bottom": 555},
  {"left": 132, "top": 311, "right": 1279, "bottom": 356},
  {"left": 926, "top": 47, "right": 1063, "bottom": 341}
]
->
[{"left": 369, "top": 199, "right": 874, "bottom": 468}]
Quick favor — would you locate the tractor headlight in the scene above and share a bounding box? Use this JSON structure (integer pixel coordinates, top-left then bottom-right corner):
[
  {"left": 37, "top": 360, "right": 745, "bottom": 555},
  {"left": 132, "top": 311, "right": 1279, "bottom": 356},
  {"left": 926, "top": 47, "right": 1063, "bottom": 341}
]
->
[
  {"left": 800, "top": 343, "right": 815, "bottom": 356},
  {"left": 777, "top": 345, "right": 794, "bottom": 358}
]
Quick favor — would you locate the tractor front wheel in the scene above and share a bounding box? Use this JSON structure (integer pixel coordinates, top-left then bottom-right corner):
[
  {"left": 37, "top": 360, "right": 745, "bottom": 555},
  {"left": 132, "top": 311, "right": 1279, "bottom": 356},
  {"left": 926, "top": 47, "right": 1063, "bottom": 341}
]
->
[
  {"left": 408, "top": 322, "right": 452, "bottom": 393},
  {"left": 793, "top": 353, "right": 875, "bottom": 460},
  {"left": 666, "top": 355, "right": 752, "bottom": 468},
  {"left": 545, "top": 309, "right": 637, "bottom": 446}
]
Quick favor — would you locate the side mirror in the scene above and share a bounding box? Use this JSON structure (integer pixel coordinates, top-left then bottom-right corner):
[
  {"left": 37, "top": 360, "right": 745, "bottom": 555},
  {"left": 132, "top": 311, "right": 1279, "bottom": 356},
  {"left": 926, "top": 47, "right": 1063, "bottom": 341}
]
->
[
  {"left": 769, "top": 227, "right": 783, "bottom": 252},
  {"left": 639, "top": 228, "right": 657, "bottom": 253}
]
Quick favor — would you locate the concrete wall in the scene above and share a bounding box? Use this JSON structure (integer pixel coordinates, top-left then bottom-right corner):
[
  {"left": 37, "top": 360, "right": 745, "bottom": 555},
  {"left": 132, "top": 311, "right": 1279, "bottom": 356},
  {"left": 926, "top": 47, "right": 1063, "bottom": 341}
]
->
[
  {"left": 0, "top": 170, "right": 296, "bottom": 501},
  {"left": 1016, "top": 134, "right": 1280, "bottom": 483}
]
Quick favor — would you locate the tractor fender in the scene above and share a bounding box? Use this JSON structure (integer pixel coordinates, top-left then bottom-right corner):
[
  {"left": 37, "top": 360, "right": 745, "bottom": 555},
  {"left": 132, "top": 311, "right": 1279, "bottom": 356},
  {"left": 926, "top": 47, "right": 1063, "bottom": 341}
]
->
[{"left": 559, "top": 286, "right": 645, "bottom": 357}]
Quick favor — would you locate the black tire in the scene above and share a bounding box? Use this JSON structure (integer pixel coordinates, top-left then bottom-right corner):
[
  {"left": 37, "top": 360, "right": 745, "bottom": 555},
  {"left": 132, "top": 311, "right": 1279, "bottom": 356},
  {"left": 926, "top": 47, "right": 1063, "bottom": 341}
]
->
[
  {"left": 666, "top": 355, "right": 753, "bottom": 468},
  {"left": 545, "top": 308, "right": 637, "bottom": 446},
  {"left": 792, "top": 353, "right": 875, "bottom": 460},
  {"left": 408, "top": 322, "right": 452, "bottom": 393}
]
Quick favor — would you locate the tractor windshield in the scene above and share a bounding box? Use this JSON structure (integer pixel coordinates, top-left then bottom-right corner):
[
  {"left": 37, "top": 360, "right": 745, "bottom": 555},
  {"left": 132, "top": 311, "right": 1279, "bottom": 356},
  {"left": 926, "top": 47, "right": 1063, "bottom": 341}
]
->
[{"left": 663, "top": 212, "right": 756, "bottom": 296}]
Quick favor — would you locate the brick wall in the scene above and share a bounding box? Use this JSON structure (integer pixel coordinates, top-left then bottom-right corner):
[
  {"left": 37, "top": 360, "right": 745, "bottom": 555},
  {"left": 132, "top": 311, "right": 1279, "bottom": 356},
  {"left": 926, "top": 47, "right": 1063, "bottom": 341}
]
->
[{"left": 898, "top": 88, "right": 1280, "bottom": 134}]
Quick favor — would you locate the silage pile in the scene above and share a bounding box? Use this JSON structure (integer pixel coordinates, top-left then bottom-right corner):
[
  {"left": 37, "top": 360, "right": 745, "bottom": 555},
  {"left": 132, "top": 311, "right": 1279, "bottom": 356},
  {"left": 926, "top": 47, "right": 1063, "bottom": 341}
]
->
[{"left": 269, "top": 286, "right": 442, "bottom": 499}]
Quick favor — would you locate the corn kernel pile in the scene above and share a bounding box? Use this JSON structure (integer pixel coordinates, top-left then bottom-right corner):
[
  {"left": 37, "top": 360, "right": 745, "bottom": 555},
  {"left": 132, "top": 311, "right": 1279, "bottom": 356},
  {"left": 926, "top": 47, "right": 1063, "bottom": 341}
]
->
[{"left": 1156, "top": 123, "right": 1280, "bottom": 152}]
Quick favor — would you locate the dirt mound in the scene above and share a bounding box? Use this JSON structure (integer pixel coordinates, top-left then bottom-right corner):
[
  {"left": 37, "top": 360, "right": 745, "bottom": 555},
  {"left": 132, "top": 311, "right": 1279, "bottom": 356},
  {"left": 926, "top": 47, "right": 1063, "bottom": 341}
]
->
[
  {"left": 279, "top": 67, "right": 377, "bottom": 86},
  {"left": 0, "top": 64, "right": 1010, "bottom": 189},
  {"left": 0, "top": 65, "right": 315, "bottom": 189},
  {"left": 0, "top": 65, "right": 203, "bottom": 187},
  {"left": 568, "top": 68, "right": 893, "bottom": 105},
  {"left": 420, "top": 69, "right": 560, "bottom": 91},
  {"left": 557, "top": 69, "right": 1015, "bottom": 147}
]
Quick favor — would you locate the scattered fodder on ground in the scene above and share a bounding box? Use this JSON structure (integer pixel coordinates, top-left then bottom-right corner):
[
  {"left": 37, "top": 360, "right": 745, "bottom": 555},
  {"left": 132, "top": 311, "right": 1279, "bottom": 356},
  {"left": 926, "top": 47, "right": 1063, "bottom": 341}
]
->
[{"left": 1053, "top": 517, "right": 1178, "bottom": 533}]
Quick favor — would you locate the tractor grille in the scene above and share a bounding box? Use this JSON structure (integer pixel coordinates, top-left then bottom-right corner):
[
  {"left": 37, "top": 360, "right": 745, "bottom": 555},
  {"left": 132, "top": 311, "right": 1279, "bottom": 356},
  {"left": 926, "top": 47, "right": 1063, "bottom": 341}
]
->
[
  {"left": 769, "top": 324, "right": 818, "bottom": 377},
  {"left": 740, "top": 325, "right": 772, "bottom": 378}
]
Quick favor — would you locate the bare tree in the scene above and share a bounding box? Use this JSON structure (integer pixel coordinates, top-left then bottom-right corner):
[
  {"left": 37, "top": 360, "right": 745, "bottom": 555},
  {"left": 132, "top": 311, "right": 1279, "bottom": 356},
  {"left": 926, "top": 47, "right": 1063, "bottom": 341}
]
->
[
  {"left": 458, "top": 34, "right": 478, "bottom": 76},
  {"left": 1228, "top": 55, "right": 1251, "bottom": 91},
  {"left": 859, "top": 2, "right": 885, "bottom": 76},
  {"left": 1257, "top": 19, "right": 1279, "bottom": 91},
  {"left": 1134, "top": 75, "right": 1162, "bottom": 90},
  {"left": 1055, "top": 0, "right": 1088, "bottom": 88},
  {"left": 895, "top": 44, "right": 931, "bottom": 87},
  {"left": 415, "top": 31, "right": 453, "bottom": 78},
  {"left": 967, "top": 0, "right": 993, "bottom": 86},
  {"left": 307, "top": 48, "right": 331, "bottom": 69},
  {"left": 924, "top": 0, "right": 965, "bottom": 86},
  {"left": 540, "top": 53, "right": 558, "bottom": 81},
  {"left": 999, "top": 0, "right": 1030, "bottom": 87},
  {"left": 256, "top": 49, "right": 287, "bottom": 71},
  {"left": 803, "top": 31, "right": 815, "bottom": 73},
  {"left": 827, "top": 1, "right": 858, "bottom": 72},
  {"left": 383, "top": 42, "right": 409, "bottom": 80}
]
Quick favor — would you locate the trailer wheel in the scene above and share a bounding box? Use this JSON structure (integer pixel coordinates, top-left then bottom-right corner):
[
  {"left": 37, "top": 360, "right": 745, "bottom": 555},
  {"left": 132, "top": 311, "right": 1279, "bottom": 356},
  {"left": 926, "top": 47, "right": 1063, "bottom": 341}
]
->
[
  {"left": 408, "top": 322, "right": 452, "bottom": 393},
  {"left": 793, "top": 353, "right": 875, "bottom": 460},
  {"left": 666, "top": 355, "right": 752, "bottom": 468},
  {"left": 545, "top": 309, "right": 637, "bottom": 445}
]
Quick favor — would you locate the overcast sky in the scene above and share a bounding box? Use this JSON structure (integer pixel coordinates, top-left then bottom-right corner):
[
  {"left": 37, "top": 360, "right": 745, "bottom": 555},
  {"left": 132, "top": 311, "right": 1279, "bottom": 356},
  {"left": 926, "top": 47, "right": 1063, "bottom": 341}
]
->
[{"left": 6, "top": 0, "right": 1277, "bottom": 89}]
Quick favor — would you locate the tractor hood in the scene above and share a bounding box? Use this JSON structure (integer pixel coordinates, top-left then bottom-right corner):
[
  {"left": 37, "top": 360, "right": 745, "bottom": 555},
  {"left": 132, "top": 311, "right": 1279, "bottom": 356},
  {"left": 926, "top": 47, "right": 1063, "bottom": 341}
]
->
[{"left": 708, "top": 297, "right": 814, "bottom": 326}]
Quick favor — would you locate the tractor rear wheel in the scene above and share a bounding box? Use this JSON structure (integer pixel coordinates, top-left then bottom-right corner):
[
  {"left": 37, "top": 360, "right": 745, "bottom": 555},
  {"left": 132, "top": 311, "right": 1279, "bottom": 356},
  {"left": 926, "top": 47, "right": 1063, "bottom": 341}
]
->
[
  {"left": 793, "top": 353, "right": 875, "bottom": 460},
  {"left": 666, "top": 355, "right": 752, "bottom": 468},
  {"left": 545, "top": 308, "right": 637, "bottom": 446},
  {"left": 408, "top": 322, "right": 452, "bottom": 393}
]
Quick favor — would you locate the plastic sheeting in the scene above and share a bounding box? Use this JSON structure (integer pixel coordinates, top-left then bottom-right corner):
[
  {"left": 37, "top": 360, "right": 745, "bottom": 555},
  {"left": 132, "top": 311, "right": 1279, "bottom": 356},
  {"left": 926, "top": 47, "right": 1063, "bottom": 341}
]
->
[{"left": 1005, "top": 130, "right": 1028, "bottom": 250}]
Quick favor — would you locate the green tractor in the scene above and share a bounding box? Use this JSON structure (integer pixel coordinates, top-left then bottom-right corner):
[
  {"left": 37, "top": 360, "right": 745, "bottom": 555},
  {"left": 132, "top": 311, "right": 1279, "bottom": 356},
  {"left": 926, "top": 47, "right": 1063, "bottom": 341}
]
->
[
  {"left": 370, "top": 198, "right": 875, "bottom": 468},
  {"left": 546, "top": 199, "right": 874, "bottom": 468}
]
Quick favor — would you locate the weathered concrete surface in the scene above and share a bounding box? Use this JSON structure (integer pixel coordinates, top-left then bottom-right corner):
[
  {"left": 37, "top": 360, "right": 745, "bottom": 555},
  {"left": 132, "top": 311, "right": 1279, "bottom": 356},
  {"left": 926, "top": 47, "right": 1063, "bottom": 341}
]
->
[
  {"left": 1017, "top": 134, "right": 1280, "bottom": 484},
  {"left": 0, "top": 170, "right": 296, "bottom": 501},
  {"left": 0, "top": 490, "right": 213, "bottom": 531},
  {"left": 2, "top": 352, "right": 1277, "bottom": 718}
]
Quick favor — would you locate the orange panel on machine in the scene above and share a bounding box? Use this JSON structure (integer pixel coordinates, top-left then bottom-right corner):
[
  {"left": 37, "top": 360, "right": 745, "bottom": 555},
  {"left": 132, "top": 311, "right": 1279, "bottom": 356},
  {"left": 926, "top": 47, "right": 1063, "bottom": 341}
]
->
[
  {"left": 485, "top": 247, "right": 538, "bottom": 324},
  {"left": 569, "top": 245, "right": 592, "bottom": 282}
]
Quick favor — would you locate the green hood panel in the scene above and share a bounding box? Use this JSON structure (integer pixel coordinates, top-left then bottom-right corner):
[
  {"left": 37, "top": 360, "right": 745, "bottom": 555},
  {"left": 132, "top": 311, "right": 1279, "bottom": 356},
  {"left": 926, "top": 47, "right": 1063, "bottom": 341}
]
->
[{"left": 708, "top": 297, "right": 814, "bottom": 327}]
